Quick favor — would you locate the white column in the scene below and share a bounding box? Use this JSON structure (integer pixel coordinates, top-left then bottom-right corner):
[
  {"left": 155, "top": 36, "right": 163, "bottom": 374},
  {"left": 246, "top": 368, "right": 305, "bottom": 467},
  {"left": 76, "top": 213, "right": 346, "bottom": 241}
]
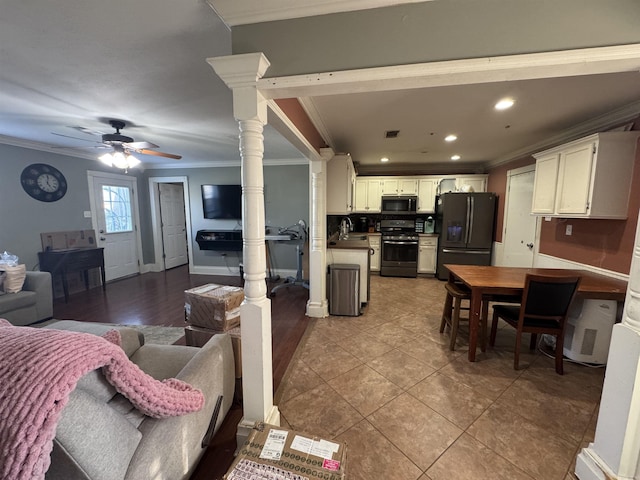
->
[
  {"left": 576, "top": 211, "right": 640, "bottom": 480},
  {"left": 306, "top": 148, "right": 333, "bottom": 318},
  {"left": 207, "top": 53, "right": 280, "bottom": 444}
]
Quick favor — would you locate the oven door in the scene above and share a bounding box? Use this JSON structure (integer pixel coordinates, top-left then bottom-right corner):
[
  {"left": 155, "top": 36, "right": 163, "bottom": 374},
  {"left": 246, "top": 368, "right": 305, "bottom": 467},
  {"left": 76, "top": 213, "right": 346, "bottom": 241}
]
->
[{"left": 381, "top": 238, "right": 418, "bottom": 277}]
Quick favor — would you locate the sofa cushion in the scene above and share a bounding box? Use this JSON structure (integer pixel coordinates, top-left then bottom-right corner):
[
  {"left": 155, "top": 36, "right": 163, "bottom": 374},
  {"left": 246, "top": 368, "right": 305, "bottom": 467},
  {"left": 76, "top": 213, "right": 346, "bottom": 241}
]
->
[
  {"left": 130, "top": 344, "right": 198, "bottom": 380},
  {"left": 0, "top": 290, "right": 36, "bottom": 310},
  {"left": 49, "top": 388, "right": 143, "bottom": 480},
  {"left": 46, "top": 321, "right": 144, "bottom": 358}
]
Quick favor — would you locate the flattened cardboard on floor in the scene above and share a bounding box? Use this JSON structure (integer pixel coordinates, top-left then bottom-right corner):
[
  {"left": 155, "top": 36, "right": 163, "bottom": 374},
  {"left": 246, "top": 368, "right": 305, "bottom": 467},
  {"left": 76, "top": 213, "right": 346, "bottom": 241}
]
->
[
  {"left": 184, "top": 283, "right": 243, "bottom": 331},
  {"left": 224, "top": 423, "right": 346, "bottom": 480}
]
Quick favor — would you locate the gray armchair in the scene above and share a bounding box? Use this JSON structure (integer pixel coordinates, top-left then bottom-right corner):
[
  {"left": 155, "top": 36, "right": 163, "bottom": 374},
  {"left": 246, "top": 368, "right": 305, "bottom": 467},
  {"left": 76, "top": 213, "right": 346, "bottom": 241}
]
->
[{"left": 0, "top": 271, "right": 53, "bottom": 325}]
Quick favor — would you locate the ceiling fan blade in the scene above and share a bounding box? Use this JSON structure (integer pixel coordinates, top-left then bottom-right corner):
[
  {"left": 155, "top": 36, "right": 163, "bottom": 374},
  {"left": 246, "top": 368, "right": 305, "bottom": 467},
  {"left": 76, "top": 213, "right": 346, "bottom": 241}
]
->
[
  {"left": 70, "top": 126, "right": 106, "bottom": 136},
  {"left": 137, "top": 149, "right": 182, "bottom": 160},
  {"left": 51, "top": 132, "right": 102, "bottom": 143},
  {"left": 124, "top": 141, "right": 159, "bottom": 149},
  {"left": 51, "top": 144, "right": 110, "bottom": 150}
]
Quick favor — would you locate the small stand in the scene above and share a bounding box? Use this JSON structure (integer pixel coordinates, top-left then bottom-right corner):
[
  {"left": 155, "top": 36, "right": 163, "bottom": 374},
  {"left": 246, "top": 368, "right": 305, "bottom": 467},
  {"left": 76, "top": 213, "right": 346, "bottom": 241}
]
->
[{"left": 270, "top": 242, "right": 309, "bottom": 297}]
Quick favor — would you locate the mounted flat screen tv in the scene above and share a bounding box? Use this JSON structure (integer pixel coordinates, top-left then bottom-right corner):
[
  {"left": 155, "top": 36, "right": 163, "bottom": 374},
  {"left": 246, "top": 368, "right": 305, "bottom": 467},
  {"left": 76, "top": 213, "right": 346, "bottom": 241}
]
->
[{"left": 202, "top": 184, "right": 242, "bottom": 220}]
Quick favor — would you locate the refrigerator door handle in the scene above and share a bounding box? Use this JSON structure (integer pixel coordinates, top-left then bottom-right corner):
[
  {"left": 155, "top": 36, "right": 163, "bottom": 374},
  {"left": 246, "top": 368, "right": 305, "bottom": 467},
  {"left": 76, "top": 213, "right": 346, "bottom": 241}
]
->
[
  {"left": 464, "top": 196, "right": 471, "bottom": 244},
  {"left": 468, "top": 196, "right": 475, "bottom": 245}
]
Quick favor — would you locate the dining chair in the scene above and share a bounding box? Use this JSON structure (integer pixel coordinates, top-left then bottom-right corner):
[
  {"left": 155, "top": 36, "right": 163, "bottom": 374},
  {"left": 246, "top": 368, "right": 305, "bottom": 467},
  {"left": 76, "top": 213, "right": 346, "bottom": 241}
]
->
[
  {"left": 440, "top": 281, "right": 488, "bottom": 351},
  {"left": 489, "top": 274, "right": 581, "bottom": 375}
]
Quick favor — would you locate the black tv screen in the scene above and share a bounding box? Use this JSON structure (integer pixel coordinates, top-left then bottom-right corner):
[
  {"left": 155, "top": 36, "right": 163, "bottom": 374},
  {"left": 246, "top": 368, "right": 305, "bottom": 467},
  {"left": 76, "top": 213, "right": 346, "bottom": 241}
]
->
[{"left": 202, "top": 184, "right": 242, "bottom": 220}]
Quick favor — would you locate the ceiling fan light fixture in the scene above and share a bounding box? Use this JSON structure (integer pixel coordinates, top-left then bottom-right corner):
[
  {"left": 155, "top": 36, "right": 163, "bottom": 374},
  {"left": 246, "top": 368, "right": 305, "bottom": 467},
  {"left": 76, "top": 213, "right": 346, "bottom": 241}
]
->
[{"left": 98, "top": 150, "right": 140, "bottom": 170}]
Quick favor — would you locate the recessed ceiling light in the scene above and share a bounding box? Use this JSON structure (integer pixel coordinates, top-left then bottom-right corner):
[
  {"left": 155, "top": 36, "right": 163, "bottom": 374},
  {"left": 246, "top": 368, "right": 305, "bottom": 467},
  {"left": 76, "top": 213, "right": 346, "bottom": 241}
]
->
[
  {"left": 495, "top": 98, "right": 515, "bottom": 110},
  {"left": 444, "top": 134, "right": 457, "bottom": 142},
  {"left": 380, "top": 157, "right": 389, "bottom": 162},
  {"left": 451, "top": 155, "right": 461, "bottom": 161}
]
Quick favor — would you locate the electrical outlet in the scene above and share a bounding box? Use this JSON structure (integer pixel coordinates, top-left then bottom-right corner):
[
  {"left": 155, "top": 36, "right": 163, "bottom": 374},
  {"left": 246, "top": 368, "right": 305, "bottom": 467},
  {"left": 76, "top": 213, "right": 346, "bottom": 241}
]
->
[
  {"left": 83, "top": 211, "right": 92, "bottom": 218},
  {"left": 565, "top": 224, "right": 572, "bottom": 236}
]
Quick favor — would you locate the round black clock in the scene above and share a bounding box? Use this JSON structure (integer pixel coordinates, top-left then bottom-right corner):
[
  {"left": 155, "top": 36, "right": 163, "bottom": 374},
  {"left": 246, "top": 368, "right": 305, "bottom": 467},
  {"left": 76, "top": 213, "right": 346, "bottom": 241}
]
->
[{"left": 20, "top": 163, "right": 68, "bottom": 202}]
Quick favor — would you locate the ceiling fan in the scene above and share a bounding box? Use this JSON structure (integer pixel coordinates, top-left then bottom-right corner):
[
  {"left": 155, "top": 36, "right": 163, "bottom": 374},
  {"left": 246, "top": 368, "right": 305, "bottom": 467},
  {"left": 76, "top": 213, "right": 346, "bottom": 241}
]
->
[{"left": 52, "top": 119, "right": 182, "bottom": 160}]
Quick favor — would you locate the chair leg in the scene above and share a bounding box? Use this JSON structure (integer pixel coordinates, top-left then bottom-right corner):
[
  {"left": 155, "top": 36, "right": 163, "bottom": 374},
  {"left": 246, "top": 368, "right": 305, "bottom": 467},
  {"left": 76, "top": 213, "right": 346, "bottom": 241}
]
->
[
  {"left": 480, "top": 300, "right": 489, "bottom": 352},
  {"left": 440, "top": 292, "right": 453, "bottom": 333},
  {"left": 450, "top": 298, "right": 461, "bottom": 350},
  {"left": 529, "top": 333, "right": 538, "bottom": 350},
  {"left": 489, "top": 310, "right": 499, "bottom": 346},
  {"left": 514, "top": 330, "right": 522, "bottom": 370}
]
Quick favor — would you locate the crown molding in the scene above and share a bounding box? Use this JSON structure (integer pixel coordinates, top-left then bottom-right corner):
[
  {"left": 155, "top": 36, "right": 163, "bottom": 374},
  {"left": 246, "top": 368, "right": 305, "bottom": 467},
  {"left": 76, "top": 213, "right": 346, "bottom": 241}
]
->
[
  {"left": 487, "top": 100, "right": 640, "bottom": 168},
  {"left": 207, "top": 0, "right": 431, "bottom": 27}
]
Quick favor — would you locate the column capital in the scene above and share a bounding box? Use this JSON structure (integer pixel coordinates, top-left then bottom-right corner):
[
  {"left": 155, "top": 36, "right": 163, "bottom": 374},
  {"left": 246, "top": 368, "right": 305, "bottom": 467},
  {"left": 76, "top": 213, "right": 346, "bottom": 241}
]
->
[
  {"left": 207, "top": 53, "right": 270, "bottom": 89},
  {"left": 319, "top": 147, "right": 335, "bottom": 162}
]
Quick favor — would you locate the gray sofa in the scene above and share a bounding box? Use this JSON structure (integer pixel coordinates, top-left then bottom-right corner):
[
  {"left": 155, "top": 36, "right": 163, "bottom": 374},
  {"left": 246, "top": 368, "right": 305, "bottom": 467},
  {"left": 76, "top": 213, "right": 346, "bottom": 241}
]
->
[
  {"left": 43, "top": 320, "right": 235, "bottom": 480},
  {"left": 0, "top": 271, "right": 53, "bottom": 325}
]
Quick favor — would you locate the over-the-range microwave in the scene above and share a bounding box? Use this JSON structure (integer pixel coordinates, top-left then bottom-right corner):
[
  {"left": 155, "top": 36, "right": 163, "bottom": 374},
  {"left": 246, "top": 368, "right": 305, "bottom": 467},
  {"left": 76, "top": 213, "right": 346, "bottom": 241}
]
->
[{"left": 381, "top": 196, "right": 417, "bottom": 215}]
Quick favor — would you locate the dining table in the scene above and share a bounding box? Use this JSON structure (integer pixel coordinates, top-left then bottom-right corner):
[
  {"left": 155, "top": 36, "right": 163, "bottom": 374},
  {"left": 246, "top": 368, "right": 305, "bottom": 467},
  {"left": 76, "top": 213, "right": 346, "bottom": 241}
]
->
[{"left": 444, "top": 264, "right": 629, "bottom": 362}]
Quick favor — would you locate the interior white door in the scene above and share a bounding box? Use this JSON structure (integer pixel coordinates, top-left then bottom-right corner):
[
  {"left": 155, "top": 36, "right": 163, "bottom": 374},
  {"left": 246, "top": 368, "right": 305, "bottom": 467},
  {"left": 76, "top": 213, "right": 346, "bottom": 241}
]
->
[
  {"left": 159, "top": 183, "right": 188, "bottom": 269},
  {"left": 92, "top": 176, "right": 139, "bottom": 281},
  {"left": 502, "top": 169, "right": 537, "bottom": 267}
]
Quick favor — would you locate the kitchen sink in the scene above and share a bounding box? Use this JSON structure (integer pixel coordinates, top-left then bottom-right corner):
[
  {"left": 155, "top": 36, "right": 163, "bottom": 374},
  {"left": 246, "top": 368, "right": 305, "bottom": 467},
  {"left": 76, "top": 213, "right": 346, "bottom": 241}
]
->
[{"left": 338, "top": 235, "right": 368, "bottom": 241}]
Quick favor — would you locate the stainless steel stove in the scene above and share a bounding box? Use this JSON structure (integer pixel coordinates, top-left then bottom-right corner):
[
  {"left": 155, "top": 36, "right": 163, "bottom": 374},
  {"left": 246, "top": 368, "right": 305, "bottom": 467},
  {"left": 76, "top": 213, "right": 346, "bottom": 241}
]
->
[{"left": 380, "top": 219, "right": 419, "bottom": 277}]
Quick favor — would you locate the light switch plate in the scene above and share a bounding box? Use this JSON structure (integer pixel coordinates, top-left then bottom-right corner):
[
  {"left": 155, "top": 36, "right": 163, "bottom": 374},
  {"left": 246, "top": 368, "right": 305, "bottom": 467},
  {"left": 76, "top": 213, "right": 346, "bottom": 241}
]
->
[{"left": 566, "top": 224, "right": 572, "bottom": 236}]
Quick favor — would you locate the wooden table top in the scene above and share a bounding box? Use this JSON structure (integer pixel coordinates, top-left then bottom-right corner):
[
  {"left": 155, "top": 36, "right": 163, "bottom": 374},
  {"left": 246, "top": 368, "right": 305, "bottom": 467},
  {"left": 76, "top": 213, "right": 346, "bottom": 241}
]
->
[{"left": 445, "top": 264, "right": 628, "bottom": 301}]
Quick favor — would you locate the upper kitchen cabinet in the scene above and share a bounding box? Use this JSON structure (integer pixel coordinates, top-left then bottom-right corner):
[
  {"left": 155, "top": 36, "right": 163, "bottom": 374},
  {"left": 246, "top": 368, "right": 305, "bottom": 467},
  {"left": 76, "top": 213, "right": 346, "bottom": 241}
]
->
[
  {"left": 354, "top": 178, "right": 381, "bottom": 213},
  {"left": 380, "top": 178, "right": 418, "bottom": 196},
  {"left": 531, "top": 132, "right": 640, "bottom": 219},
  {"left": 417, "top": 178, "right": 438, "bottom": 213},
  {"left": 327, "top": 154, "right": 356, "bottom": 215},
  {"left": 455, "top": 175, "right": 488, "bottom": 193}
]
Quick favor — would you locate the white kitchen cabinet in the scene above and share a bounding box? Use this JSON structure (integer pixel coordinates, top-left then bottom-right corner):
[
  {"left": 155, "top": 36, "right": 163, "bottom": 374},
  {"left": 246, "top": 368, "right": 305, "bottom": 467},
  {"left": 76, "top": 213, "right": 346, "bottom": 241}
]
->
[
  {"left": 399, "top": 178, "right": 418, "bottom": 195},
  {"left": 417, "top": 178, "right": 438, "bottom": 213},
  {"left": 418, "top": 236, "right": 437, "bottom": 274},
  {"left": 354, "top": 178, "right": 381, "bottom": 212},
  {"left": 380, "top": 178, "right": 399, "bottom": 195},
  {"left": 456, "top": 175, "right": 488, "bottom": 193},
  {"left": 531, "top": 132, "right": 640, "bottom": 218},
  {"left": 380, "top": 177, "right": 418, "bottom": 196},
  {"left": 326, "top": 154, "right": 355, "bottom": 215},
  {"left": 368, "top": 234, "right": 381, "bottom": 272}
]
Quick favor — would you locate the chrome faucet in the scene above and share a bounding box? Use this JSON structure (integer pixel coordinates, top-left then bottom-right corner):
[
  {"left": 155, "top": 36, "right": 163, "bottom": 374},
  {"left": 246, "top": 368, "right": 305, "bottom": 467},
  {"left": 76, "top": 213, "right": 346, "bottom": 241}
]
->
[{"left": 339, "top": 217, "right": 352, "bottom": 240}]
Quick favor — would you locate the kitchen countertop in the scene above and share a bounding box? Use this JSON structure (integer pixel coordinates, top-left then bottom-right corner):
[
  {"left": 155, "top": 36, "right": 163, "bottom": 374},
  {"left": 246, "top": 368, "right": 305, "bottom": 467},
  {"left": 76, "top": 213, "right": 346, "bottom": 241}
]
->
[{"left": 327, "top": 233, "right": 371, "bottom": 250}]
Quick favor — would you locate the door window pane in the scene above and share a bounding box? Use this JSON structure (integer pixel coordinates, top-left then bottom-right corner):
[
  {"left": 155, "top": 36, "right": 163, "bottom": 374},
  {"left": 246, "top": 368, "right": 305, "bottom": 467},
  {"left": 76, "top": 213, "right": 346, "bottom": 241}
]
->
[{"left": 102, "top": 185, "right": 133, "bottom": 233}]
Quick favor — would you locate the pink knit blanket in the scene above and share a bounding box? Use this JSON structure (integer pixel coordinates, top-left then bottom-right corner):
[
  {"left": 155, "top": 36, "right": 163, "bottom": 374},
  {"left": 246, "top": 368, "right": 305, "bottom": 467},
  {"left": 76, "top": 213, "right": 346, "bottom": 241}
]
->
[{"left": 0, "top": 319, "right": 204, "bottom": 480}]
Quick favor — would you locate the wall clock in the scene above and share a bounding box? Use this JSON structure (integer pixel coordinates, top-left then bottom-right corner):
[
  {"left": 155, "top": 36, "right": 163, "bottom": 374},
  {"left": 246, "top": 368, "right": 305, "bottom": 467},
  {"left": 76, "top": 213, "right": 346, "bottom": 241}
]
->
[{"left": 20, "top": 163, "right": 68, "bottom": 202}]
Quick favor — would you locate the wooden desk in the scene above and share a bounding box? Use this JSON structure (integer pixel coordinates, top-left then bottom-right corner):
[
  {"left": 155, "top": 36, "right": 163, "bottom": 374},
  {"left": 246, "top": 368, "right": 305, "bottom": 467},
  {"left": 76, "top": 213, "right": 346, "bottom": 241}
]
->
[
  {"left": 445, "top": 265, "right": 628, "bottom": 362},
  {"left": 38, "top": 248, "right": 106, "bottom": 303}
]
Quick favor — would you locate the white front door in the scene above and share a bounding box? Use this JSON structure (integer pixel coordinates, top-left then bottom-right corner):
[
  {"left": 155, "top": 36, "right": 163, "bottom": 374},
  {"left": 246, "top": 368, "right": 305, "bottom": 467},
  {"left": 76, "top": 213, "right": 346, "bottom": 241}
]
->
[
  {"left": 159, "top": 183, "right": 188, "bottom": 269},
  {"left": 90, "top": 173, "right": 140, "bottom": 281},
  {"left": 502, "top": 167, "right": 538, "bottom": 267}
]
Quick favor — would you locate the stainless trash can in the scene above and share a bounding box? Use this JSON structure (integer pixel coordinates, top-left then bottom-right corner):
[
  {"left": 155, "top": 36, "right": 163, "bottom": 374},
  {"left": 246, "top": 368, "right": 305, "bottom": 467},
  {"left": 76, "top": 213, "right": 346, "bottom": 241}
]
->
[{"left": 329, "top": 264, "right": 360, "bottom": 316}]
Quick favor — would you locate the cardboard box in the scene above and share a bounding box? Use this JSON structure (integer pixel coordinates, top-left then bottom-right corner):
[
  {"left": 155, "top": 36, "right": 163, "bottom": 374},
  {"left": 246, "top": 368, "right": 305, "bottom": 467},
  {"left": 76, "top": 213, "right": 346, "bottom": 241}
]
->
[
  {"left": 224, "top": 423, "right": 346, "bottom": 480},
  {"left": 184, "top": 325, "right": 242, "bottom": 378},
  {"left": 184, "top": 283, "right": 244, "bottom": 331}
]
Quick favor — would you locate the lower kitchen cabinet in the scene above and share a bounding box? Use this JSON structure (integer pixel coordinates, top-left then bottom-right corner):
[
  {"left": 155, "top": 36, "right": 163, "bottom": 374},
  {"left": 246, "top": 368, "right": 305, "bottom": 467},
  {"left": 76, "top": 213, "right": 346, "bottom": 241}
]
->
[
  {"left": 368, "top": 234, "right": 381, "bottom": 272},
  {"left": 418, "top": 235, "right": 437, "bottom": 274}
]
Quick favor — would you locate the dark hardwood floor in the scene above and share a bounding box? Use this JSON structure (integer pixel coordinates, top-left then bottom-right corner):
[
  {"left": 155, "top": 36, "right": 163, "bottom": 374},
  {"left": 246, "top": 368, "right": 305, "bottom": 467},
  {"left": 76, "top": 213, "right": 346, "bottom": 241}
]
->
[{"left": 52, "top": 265, "right": 311, "bottom": 480}]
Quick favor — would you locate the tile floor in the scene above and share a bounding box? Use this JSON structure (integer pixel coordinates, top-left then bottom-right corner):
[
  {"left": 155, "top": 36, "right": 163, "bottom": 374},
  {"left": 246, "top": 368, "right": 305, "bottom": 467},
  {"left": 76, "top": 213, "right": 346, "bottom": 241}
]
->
[{"left": 275, "top": 275, "right": 605, "bottom": 480}]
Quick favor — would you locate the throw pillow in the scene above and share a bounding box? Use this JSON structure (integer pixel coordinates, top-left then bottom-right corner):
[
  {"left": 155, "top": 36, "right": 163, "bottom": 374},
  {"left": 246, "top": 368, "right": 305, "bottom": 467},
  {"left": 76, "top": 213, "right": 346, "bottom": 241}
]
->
[{"left": 1, "top": 264, "right": 26, "bottom": 293}]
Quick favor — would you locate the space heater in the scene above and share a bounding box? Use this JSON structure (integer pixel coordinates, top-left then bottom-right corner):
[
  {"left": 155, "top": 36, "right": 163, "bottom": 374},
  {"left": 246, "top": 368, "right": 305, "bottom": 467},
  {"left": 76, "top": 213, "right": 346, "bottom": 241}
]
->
[{"left": 562, "top": 299, "right": 617, "bottom": 365}]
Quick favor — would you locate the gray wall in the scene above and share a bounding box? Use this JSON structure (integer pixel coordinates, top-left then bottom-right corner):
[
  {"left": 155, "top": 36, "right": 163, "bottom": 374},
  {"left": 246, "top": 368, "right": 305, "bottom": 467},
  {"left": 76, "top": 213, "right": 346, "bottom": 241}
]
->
[
  {"left": 0, "top": 144, "right": 123, "bottom": 270},
  {"left": 232, "top": 0, "right": 640, "bottom": 77},
  {"left": 1, "top": 142, "right": 309, "bottom": 274},
  {"left": 142, "top": 163, "right": 310, "bottom": 272}
]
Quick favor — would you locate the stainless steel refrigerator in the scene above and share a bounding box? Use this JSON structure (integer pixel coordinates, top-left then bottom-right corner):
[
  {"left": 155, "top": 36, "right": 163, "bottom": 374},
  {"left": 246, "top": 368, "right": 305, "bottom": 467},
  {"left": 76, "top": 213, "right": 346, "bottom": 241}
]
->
[{"left": 435, "top": 192, "right": 497, "bottom": 280}]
